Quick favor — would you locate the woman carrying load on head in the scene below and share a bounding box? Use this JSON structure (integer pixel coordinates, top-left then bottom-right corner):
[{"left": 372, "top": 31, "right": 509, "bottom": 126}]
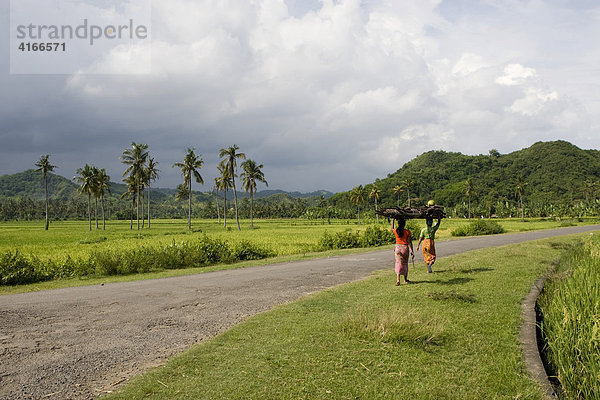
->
[
  {"left": 416, "top": 217, "right": 441, "bottom": 273},
  {"left": 391, "top": 218, "right": 414, "bottom": 285}
]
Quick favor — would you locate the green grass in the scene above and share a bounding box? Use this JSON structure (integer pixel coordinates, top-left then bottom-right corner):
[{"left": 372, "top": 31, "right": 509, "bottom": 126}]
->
[
  {"left": 538, "top": 233, "right": 600, "bottom": 399},
  {"left": 104, "top": 235, "right": 585, "bottom": 399}
]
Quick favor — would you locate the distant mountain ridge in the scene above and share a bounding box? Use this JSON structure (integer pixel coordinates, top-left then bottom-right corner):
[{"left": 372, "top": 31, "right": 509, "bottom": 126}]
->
[{"left": 0, "top": 170, "right": 334, "bottom": 201}]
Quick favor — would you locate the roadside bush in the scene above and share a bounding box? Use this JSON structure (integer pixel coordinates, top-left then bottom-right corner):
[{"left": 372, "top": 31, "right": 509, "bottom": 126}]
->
[
  {"left": 317, "top": 229, "right": 361, "bottom": 250},
  {"left": 451, "top": 220, "right": 505, "bottom": 237},
  {"left": 0, "top": 236, "right": 276, "bottom": 286},
  {"left": 361, "top": 225, "right": 395, "bottom": 247},
  {"left": 0, "top": 250, "right": 46, "bottom": 285}
]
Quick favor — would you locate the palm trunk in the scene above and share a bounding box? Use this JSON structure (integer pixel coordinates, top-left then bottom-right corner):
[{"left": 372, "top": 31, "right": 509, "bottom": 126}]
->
[
  {"left": 357, "top": 207, "right": 360, "bottom": 224},
  {"left": 147, "top": 185, "right": 151, "bottom": 229},
  {"left": 250, "top": 190, "right": 254, "bottom": 228},
  {"left": 87, "top": 193, "right": 91, "bottom": 231},
  {"left": 468, "top": 198, "right": 471, "bottom": 220},
  {"left": 407, "top": 190, "right": 411, "bottom": 207},
  {"left": 95, "top": 197, "right": 99, "bottom": 229},
  {"left": 101, "top": 195, "right": 105, "bottom": 230},
  {"left": 520, "top": 195, "right": 524, "bottom": 221},
  {"left": 375, "top": 198, "right": 378, "bottom": 223},
  {"left": 141, "top": 189, "right": 145, "bottom": 229},
  {"left": 44, "top": 176, "right": 49, "bottom": 230},
  {"left": 188, "top": 177, "right": 192, "bottom": 230},
  {"left": 232, "top": 176, "right": 241, "bottom": 230},
  {"left": 130, "top": 194, "right": 134, "bottom": 229},
  {"left": 216, "top": 190, "right": 221, "bottom": 224},
  {"left": 136, "top": 187, "right": 140, "bottom": 230},
  {"left": 223, "top": 188, "right": 227, "bottom": 228}
]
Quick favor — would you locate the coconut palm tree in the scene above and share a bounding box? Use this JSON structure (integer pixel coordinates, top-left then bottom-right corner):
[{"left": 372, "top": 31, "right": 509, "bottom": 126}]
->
[
  {"left": 94, "top": 168, "right": 111, "bottom": 230},
  {"left": 240, "top": 159, "right": 268, "bottom": 228},
  {"left": 120, "top": 142, "right": 149, "bottom": 230},
  {"left": 216, "top": 162, "right": 233, "bottom": 228},
  {"left": 349, "top": 185, "right": 367, "bottom": 224},
  {"left": 219, "top": 145, "right": 246, "bottom": 230},
  {"left": 465, "top": 177, "right": 474, "bottom": 220},
  {"left": 34, "top": 154, "right": 56, "bottom": 230},
  {"left": 145, "top": 157, "right": 159, "bottom": 228},
  {"left": 213, "top": 179, "right": 221, "bottom": 224},
  {"left": 393, "top": 185, "right": 404, "bottom": 207},
  {"left": 515, "top": 174, "right": 528, "bottom": 222},
  {"left": 121, "top": 175, "right": 137, "bottom": 229},
  {"left": 173, "top": 148, "right": 204, "bottom": 229},
  {"left": 73, "top": 164, "right": 96, "bottom": 231},
  {"left": 403, "top": 177, "right": 414, "bottom": 207},
  {"left": 369, "top": 184, "right": 381, "bottom": 223}
]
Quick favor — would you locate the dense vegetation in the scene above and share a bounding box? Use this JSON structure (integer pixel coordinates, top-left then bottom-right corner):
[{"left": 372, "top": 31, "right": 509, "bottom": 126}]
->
[
  {"left": 1, "top": 140, "right": 599, "bottom": 222},
  {"left": 538, "top": 235, "right": 600, "bottom": 399}
]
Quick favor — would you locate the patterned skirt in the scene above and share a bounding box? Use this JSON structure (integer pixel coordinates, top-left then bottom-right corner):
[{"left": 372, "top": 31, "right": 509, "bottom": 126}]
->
[
  {"left": 422, "top": 239, "right": 436, "bottom": 264},
  {"left": 394, "top": 244, "right": 409, "bottom": 276}
]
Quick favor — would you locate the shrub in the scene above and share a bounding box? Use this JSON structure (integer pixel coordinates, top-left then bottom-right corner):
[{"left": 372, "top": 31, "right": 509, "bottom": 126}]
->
[
  {"left": 317, "top": 229, "right": 361, "bottom": 250},
  {"left": 361, "top": 225, "right": 394, "bottom": 247},
  {"left": 0, "top": 250, "right": 46, "bottom": 285},
  {"left": 231, "top": 240, "right": 275, "bottom": 261},
  {"left": 451, "top": 220, "right": 505, "bottom": 237}
]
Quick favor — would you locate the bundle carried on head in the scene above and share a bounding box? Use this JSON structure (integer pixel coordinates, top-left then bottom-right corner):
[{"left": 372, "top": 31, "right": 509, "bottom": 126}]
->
[{"left": 376, "top": 205, "right": 446, "bottom": 220}]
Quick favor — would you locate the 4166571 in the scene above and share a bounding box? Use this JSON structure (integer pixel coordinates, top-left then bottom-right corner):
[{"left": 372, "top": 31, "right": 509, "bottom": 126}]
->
[{"left": 18, "top": 42, "right": 66, "bottom": 52}]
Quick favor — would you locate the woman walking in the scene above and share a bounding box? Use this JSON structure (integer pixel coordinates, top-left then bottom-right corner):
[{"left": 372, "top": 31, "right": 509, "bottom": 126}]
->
[
  {"left": 392, "top": 218, "right": 414, "bottom": 285},
  {"left": 417, "top": 217, "right": 441, "bottom": 273}
]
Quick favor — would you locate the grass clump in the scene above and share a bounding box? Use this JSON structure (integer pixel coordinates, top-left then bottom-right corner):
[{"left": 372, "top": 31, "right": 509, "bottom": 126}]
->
[
  {"left": 451, "top": 219, "right": 506, "bottom": 237},
  {"left": 538, "top": 235, "right": 600, "bottom": 399},
  {"left": 317, "top": 225, "right": 394, "bottom": 250}
]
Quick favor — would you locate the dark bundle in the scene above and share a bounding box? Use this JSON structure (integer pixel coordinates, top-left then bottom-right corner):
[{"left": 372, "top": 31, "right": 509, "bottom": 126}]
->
[{"left": 375, "top": 206, "right": 446, "bottom": 220}]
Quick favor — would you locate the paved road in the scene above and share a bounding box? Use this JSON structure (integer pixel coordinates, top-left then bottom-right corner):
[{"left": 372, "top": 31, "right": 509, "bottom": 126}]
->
[{"left": 1, "top": 225, "right": 599, "bottom": 399}]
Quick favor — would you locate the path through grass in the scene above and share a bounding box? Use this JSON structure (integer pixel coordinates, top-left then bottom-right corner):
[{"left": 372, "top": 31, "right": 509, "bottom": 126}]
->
[{"left": 106, "top": 235, "right": 585, "bottom": 399}]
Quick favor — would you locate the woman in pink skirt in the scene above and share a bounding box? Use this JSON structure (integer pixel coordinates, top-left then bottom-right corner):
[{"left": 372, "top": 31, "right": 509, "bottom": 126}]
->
[{"left": 392, "top": 219, "right": 414, "bottom": 285}]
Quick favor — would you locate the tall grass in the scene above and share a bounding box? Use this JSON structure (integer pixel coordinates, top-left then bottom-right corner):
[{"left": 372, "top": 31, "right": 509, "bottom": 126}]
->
[{"left": 538, "top": 234, "right": 600, "bottom": 399}]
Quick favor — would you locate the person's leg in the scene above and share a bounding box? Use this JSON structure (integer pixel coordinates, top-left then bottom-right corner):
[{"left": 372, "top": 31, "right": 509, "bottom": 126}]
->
[{"left": 394, "top": 245, "right": 402, "bottom": 285}]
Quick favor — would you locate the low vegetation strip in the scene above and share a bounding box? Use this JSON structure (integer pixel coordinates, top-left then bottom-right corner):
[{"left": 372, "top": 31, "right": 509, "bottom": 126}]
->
[
  {"left": 0, "top": 236, "right": 274, "bottom": 286},
  {"left": 538, "top": 234, "right": 600, "bottom": 399},
  {"left": 106, "top": 236, "right": 581, "bottom": 399}
]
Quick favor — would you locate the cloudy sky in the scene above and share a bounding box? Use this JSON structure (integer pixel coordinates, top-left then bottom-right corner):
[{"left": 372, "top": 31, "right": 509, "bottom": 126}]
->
[{"left": 1, "top": 0, "right": 599, "bottom": 193}]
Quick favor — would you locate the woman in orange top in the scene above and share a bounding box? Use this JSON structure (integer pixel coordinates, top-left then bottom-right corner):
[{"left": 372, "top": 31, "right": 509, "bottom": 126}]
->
[{"left": 392, "top": 218, "right": 414, "bottom": 285}]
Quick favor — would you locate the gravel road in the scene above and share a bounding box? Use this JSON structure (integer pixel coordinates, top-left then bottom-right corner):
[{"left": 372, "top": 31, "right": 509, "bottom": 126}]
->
[{"left": 1, "top": 224, "right": 598, "bottom": 399}]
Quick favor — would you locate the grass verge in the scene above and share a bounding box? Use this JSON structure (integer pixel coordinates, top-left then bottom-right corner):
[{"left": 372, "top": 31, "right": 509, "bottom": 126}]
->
[{"left": 105, "top": 235, "right": 584, "bottom": 399}]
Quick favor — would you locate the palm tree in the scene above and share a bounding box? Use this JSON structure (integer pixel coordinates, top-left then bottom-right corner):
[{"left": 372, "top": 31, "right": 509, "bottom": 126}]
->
[
  {"left": 120, "top": 142, "right": 149, "bottom": 230},
  {"left": 369, "top": 184, "right": 381, "bottom": 223},
  {"left": 145, "top": 157, "right": 159, "bottom": 228},
  {"left": 34, "top": 154, "right": 56, "bottom": 230},
  {"left": 94, "top": 168, "right": 111, "bottom": 230},
  {"left": 403, "top": 177, "right": 414, "bottom": 207},
  {"left": 219, "top": 145, "right": 246, "bottom": 230},
  {"left": 349, "top": 185, "right": 367, "bottom": 224},
  {"left": 173, "top": 148, "right": 204, "bottom": 229},
  {"left": 213, "top": 179, "right": 221, "bottom": 224},
  {"left": 240, "top": 159, "right": 268, "bottom": 228},
  {"left": 73, "top": 164, "right": 96, "bottom": 231},
  {"left": 121, "top": 175, "right": 137, "bottom": 229},
  {"left": 216, "top": 163, "right": 233, "bottom": 228},
  {"left": 393, "top": 185, "right": 404, "bottom": 207},
  {"left": 465, "top": 177, "right": 474, "bottom": 220},
  {"left": 515, "top": 174, "right": 528, "bottom": 222}
]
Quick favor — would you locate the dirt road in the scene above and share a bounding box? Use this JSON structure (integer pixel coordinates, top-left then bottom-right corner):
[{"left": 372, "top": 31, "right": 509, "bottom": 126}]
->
[{"left": 1, "top": 225, "right": 598, "bottom": 399}]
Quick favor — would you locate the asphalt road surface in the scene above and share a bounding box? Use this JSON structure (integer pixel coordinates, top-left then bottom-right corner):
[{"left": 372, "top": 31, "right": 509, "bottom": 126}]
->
[{"left": 1, "top": 224, "right": 599, "bottom": 399}]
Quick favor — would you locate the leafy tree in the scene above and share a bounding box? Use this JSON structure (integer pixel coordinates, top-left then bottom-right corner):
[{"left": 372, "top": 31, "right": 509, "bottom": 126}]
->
[
  {"left": 489, "top": 149, "right": 501, "bottom": 158},
  {"left": 349, "top": 185, "right": 367, "bottom": 224},
  {"left": 173, "top": 148, "right": 204, "bottom": 229},
  {"left": 240, "top": 159, "right": 268, "bottom": 228},
  {"left": 369, "top": 184, "right": 381, "bottom": 223},
  {"left": 120, "top": 142, "right": 149, "bottom": 230},
  {"left": 73, "top": 164, "right": 95, "bottom": 231},
  {"left": 219, "top": 145, "right": 246, "bottom": 230},
  {"left": 403, "top": 177, "right": 414, "bottom": 207},
  {"left": 34, "top": 154, "right": 56, "bottom": 230}
]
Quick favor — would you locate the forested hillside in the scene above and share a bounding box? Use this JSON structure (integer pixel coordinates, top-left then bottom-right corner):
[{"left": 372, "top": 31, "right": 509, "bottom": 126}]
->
[{"left": 331, "top": 140, "right": 600, "bottom": 218}]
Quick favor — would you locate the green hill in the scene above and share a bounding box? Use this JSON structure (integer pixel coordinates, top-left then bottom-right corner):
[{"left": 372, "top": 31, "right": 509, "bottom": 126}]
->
[
  {"left": 0, "top": 169, "right": 78, "bottom": 200},
  {"left": 332, "top": 140, "right": 600, "bottom": 215}
]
